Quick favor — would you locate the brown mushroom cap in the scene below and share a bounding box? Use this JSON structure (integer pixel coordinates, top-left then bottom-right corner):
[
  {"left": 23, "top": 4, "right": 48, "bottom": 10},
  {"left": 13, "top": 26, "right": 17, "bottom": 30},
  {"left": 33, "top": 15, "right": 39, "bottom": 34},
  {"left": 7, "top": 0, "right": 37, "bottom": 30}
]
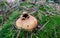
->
[{"left": 16, "top": 12, "right": 37, "bottom": 31}]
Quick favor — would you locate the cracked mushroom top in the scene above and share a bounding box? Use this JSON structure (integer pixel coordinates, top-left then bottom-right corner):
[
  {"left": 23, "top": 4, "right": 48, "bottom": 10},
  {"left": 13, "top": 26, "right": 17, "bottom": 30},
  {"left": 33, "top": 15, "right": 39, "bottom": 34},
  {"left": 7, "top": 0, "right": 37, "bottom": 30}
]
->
[{"left": 16, "top": 11, "right": 38, "bottom": 31}]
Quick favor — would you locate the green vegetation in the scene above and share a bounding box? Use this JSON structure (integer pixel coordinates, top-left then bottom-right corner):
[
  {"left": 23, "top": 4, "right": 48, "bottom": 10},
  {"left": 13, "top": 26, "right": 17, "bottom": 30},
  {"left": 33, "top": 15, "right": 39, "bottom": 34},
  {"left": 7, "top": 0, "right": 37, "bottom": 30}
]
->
[{"left": 0, "top": 2, "right": 60, "bottom": 38}]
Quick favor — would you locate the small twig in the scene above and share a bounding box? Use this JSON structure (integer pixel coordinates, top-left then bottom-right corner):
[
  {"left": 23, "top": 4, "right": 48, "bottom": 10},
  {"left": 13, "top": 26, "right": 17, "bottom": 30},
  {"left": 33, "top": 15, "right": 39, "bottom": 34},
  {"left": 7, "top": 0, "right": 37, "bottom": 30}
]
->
[
  {"left": 31, "top": 33, "right": 32, "bottom": 38},
  {"left": 33, "top": 33, "right": 39, "bottom": 38},
  {"left": 26, "top": 32, "right": 29, "bottom": 38},
  {"left": 1, "top": 11, "right": 6, "bottom": 25},
  {"left": 40, "top": 20, "right": 50, "bottom": 30},
  {"left": 16, "top": 29, "right": 21, "bottom": 38},
  {"left": 30, "top": 11, "right": 36, "bottom": 14}
]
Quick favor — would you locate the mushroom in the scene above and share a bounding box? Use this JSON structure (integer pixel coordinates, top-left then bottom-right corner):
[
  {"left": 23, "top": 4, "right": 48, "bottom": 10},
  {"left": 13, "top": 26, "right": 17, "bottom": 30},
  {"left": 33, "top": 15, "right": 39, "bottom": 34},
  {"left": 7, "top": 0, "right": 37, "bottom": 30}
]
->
[{"left": 16, "top": 11, "right": 37, "bottom": 31}]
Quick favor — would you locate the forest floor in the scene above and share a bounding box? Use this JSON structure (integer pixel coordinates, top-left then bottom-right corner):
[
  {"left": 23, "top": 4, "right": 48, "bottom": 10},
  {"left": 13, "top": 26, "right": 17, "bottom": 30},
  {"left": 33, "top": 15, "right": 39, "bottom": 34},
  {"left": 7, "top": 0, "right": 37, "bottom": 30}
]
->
[{"left": 0, "top": 2, "right": 60, "bottom": 38}]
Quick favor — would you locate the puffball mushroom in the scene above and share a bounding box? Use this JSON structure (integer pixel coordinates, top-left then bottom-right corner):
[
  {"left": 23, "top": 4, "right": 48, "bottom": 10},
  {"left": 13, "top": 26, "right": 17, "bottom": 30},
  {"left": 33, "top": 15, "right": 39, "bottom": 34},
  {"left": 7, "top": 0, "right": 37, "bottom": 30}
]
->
[{"left": 16, "top": 12, "right": 37, "bottom": 31}]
